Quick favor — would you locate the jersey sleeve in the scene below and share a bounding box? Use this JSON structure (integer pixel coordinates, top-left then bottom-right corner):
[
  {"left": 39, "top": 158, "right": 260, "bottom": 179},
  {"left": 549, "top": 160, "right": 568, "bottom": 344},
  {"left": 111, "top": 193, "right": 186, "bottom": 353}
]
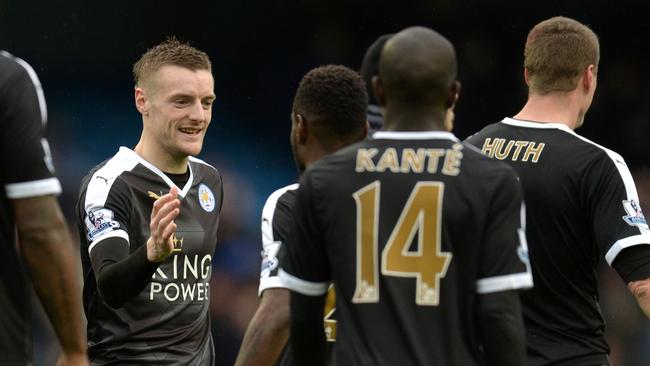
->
[
  {"left": 587, "top": 153, "right": 650, "bottom": 266},
  {"left": 81, "top": 176, "right": 132, "bottom": 254},
  {"left": 1, "top": 55, "right": 61, "bottom": 199},
  {"left": 258, "top": 184, "right": 298, "bottom": 295},
  {"left": 476, "top": 169, "right": 534, "bottom": 294},
  {"left": 279, "top": 171, "right": 330, "bottom": 297}
]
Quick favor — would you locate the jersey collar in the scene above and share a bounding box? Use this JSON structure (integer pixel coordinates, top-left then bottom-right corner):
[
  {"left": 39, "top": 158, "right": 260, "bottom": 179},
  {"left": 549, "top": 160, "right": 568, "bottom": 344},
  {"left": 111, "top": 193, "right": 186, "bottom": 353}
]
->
[
  {"left": 118, "top": 147, "right": 194, "bottom": 198},
  {"left": 501, "top": 117, "right": 575, "bottom": 134},
  {"left": 372, "top": 131, "right": 459, "bottom": 141}
]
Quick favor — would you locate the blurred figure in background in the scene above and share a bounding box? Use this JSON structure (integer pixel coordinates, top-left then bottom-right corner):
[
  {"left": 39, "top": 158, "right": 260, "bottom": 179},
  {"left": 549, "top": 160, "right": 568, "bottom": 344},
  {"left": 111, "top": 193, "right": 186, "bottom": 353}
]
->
[
  {"left": 359, "top": 33, "right": 459, "bottom": 133},
  {"left": 0, "top": 51, "right": 87, "bottom": 365},
  {"left": 360, "top": 34, "right": 392, "bottom": 132}
]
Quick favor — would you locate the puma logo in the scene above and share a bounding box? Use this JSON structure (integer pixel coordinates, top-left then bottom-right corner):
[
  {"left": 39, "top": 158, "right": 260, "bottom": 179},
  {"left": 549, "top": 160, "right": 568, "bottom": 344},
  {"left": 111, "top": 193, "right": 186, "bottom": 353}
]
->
[{"left": 96, "top": 176, "right": 111, "bottom": 185}]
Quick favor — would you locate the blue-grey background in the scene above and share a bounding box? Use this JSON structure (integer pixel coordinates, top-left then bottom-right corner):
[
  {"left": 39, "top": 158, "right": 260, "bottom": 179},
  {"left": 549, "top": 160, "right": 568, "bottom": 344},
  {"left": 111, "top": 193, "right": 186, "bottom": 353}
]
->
[{"left": 2, "top": 0, "right": 649, "bottom": 364}]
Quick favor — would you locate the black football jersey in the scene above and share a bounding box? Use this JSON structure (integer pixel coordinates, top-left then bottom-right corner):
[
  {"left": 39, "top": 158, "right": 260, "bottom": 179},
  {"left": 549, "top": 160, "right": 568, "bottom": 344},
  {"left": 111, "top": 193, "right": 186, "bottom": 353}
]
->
[
  {"left": 259, "top": 184, "right": 298, "bottom": 366},
  {"left": 280, "top": 131, "right": 532, "bottom": 366},
  {"left": 259, "top": 184, "right": 337, "bottom": 366},
  {"left": 466, "top": 118, "right": 650, "bottom": 366},
  {"left": 0, "top": 50, "right": 61, "bottom": 365},
  {"left": 77, "top": 147, "right": 223, "bottom": 365}
]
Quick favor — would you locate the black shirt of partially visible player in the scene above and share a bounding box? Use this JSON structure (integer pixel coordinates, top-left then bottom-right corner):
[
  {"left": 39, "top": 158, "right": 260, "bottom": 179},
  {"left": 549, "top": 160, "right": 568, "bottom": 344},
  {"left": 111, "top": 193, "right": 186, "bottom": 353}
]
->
[
  {"left": 281, "top": 131, "right": 532, "bottom": 366},
  {"left": 1, "top": 51, "right": 62, "bottom": 365},
  {"left": 76, "top": 147, "right": 223, "bottom": 365},
  {"left": 260, "top": 184, "right": 337, "bottom": 366},
  {"left": 466, "top": 118, "right": 650, "bottom": 366}
]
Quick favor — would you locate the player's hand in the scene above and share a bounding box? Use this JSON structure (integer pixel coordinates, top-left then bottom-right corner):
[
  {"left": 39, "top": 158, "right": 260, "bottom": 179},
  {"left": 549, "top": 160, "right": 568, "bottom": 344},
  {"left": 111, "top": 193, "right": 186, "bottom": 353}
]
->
[
  {"left": 55, "top": 351, "right": 89, "bottom": 366},
  {"left": 146, "top": 186, "right": 180, "bottom": 262}
]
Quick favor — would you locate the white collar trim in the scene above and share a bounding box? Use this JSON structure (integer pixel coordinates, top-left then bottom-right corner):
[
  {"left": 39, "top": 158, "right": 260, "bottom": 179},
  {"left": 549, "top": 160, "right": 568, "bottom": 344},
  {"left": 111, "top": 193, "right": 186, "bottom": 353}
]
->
[
  {"left": 501, "top": 117, "right": 575, "bottom": 134},
  {"left": 118, "top": 147, "right": 194, "bottom": 198},
  {"left": 372, "top": 131, "right": 459, "bottom": 141}
]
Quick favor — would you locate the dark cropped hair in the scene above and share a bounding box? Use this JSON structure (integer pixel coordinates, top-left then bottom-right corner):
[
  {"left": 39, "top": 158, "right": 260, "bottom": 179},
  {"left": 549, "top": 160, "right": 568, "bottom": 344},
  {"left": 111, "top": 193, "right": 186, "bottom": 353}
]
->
[{"left": 293, "top": 64, "right": 368, "bottom": 139}]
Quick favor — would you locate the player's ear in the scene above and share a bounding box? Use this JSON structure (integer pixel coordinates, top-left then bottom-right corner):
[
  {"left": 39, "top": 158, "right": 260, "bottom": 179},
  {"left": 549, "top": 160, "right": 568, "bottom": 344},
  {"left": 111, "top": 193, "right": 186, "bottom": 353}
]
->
[
  {"left": 446, "top": 80, "right": 461, "bottom": 109},
  {"left": 582, "top": 64, "right": 597, "bottom": 94},
  {"left": 295, "top": 113, "right": 308, "bottom": 144},
  {"left": 362, "top": 120, "right": 369, "bottom": 140},
  {"left": 135, "top": 87, "right": 149, "bottom": 116},
  {"left": 372, "top": 76, "right": 386, "bottom": 107},
  {"left": 524, "top": 68, "right": 531, "bottom": 86}
]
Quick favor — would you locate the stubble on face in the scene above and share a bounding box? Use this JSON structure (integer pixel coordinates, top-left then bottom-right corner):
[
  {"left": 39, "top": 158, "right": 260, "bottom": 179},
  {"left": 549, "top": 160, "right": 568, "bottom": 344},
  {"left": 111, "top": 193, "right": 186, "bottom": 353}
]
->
[{"left": 145, "top": 65, "right": 215, "bottom": 160}]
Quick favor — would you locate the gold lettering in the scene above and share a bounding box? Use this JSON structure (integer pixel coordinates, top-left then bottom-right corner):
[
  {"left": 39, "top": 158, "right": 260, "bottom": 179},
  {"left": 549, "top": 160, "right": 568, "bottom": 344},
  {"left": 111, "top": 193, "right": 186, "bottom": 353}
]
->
[
  {"left": 376, "top": 148, "right": 400, "bottom": 173},
  {"left": 522, "top": 142, "right": 545, "bottom": 162},
  {"left": 481, "top": 138, "right": 499, "bottom": 158},
  {"left": 401, "top": 148, "right": 425, "bottom": 173},
  {"left": 356, "top": 148, "right": 378, "bottom": 172},
  {"left": 442, "top": 149, "right": 463, "bottom": 176},
  {"left": 511, "top": 141, "right": 528, "bottom": 161},
  {"left": 494, "top": 139, "right": 514, "bottom": 160},
  {"left": 425, "top": 149, "right": 445, "bottom": 173}
]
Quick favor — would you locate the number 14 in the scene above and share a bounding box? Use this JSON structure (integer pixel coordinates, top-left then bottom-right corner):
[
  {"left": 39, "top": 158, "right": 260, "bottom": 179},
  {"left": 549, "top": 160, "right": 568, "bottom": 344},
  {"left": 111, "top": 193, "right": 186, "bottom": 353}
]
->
[{"left": 352, "top": 181, "right": 452, "bottom": 306}]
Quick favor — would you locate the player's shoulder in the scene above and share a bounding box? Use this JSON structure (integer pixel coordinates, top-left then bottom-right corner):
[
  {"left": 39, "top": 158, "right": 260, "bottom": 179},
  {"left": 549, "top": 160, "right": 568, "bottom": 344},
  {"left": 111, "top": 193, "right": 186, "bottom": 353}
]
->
[
  {"left": 0, "top": 51, "right": 28, "bottom": 79},
  {"left": 0, "top": 51, "right": 39, "bottom": 94},
  {"left": 262, "top": 183, "right": 299, "bottom": 220},
  {"left": 307, "top": 138, "right": 369, "bottom": 173},
  {"left": 461, "top": 140, "right": 520, "bottom": 181},
  {"left": 189, "top": 156, "right": 221, "bottom": 178},
  {"left": 79, "top": 147, "right": 142, "bottom": 201},
  {"left": 465, "top": 120, "right": 504, "bottom": 144}
]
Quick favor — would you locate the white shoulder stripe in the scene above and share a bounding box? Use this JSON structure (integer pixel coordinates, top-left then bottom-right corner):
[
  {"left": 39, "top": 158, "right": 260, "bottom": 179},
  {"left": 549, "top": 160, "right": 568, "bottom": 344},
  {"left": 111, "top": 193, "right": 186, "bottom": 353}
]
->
[
  {"left": 1, "top": 51, "right": 48, "bottom": 126},
  {"left": 476, "top": 272, "right": 533, "bottom": 294},
  {"left": 279, "top": 269, "right": 328, "bottom": 296},
  {"left": 88, "top": 230, "right": 130, "bottom": 253},
  {"left": 189, "top": 156, "right": 218, "bottom": 171},
  {"left": 258, "top": 277, "right": 290, "bottom": 296},
  {"left": 502, "top": 117, "right": 639, "bottom": 201},
  {"left": 84, "top": 149, "right": 139, "bottom": 213},
  {"left": 566, "top": 131, "right": 639, "bottom": 201},
  {"left": 605, "top": 234, "right": 650, "bottom": 265},
  {"left": 261, "top": 184, "right": 299, "bottom": 245},
  {"left": 6, "top": 178, "right": 61, "bottom": 199},
  {"left": 118, "top": 147, "right": 194, "bottom": 198}
]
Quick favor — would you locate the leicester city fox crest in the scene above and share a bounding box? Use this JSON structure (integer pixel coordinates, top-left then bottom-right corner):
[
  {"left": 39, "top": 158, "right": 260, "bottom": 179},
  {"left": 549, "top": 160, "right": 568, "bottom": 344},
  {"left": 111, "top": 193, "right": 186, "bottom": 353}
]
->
[{"left": 198, "top": 184, "right": 215, "bottom": 212}]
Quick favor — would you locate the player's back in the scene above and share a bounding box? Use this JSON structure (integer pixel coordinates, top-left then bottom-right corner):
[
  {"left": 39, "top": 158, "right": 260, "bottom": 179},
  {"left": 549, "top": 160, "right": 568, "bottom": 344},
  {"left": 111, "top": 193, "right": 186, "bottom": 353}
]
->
[
  {"left": 466, "top": 118, "right": 647, "bottom": 366},
  {"left": 302, "top": 130, "right": 529, "bottom": 365}
]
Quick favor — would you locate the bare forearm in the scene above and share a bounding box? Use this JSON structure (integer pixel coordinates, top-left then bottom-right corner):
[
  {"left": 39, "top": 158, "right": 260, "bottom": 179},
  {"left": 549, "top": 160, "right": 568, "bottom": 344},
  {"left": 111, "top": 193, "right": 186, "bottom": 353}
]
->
[
  {"left": 629, "top": 279, "right": 650, "bottom": 318},
  {"left": 14, "top": 196, "right": 86, "bottom": 356},
  {"left": 236, "top": 289, "right": 290, "bottom": 366},
  {"left": 235, "top": 313, "right": 289, "bottom": 366},
  {"left": 20, "top": 223, "right": 86, "bottom": 354}
]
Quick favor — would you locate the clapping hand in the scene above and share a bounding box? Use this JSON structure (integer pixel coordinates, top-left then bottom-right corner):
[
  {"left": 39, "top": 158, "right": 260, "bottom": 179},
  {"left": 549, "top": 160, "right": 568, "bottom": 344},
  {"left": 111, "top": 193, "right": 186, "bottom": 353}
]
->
[{"left": 146, "top": 186, "right": 181, "bottom": 262}]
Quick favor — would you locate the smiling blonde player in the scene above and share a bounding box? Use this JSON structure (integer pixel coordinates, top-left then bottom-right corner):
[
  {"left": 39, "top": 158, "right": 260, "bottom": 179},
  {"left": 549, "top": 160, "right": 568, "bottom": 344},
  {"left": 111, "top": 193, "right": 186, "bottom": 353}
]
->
[{"left": 76, "top": 38, "right": 223, "bottom": 365}]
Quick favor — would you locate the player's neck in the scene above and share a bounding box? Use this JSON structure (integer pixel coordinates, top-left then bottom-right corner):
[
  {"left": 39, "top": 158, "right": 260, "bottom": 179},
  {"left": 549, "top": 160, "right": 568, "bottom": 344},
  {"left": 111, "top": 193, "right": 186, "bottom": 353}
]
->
[
  {"left": 133, "top": 140, "right": 188, "bottom": 174},
  {"left": 514, "top": 91, "right": 585, "bottom": 130},
  {"left": 382, "top": 108, "right": 446, "bottom": 132}
]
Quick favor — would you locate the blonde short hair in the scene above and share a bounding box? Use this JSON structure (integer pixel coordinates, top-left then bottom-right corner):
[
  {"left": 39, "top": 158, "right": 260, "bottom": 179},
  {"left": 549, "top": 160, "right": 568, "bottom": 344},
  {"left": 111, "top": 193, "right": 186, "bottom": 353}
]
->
[
  {"left": 133, "top": 37, "right": 211, "bottom": 88},
  {"left": 524, "top": 16, "right": 599, "bottom": 94}
]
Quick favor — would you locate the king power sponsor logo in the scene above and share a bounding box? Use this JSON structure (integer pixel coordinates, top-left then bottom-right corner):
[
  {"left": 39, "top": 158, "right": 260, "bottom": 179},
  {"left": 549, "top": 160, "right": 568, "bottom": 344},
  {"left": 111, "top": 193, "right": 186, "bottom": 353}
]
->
[{"left": 150, "top": 253, "right": 212, "bottom": 302}]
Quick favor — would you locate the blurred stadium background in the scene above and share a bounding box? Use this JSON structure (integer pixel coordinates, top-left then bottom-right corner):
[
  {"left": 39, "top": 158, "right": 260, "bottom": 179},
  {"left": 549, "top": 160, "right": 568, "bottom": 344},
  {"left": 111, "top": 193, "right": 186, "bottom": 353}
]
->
[{"left": 2, "top": 0, "right": 649, "bottom": 364}]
